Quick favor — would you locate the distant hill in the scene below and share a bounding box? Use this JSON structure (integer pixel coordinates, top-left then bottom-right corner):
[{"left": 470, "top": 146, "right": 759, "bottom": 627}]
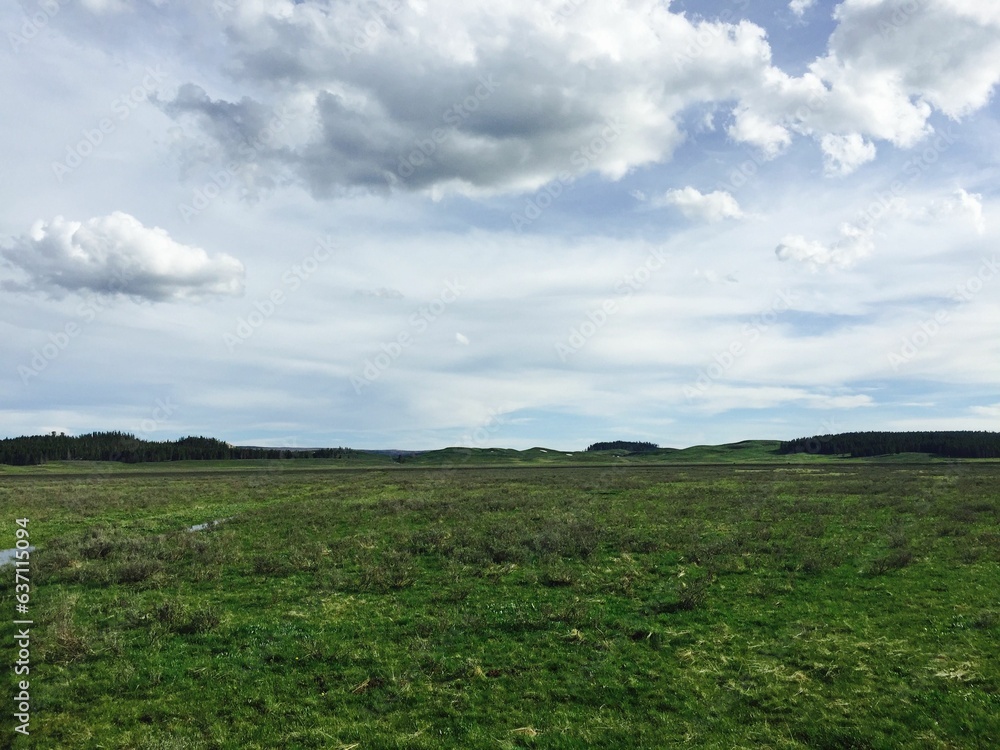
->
[{"left": 3, "top": 431, "right": 1000, "bottom": 468}]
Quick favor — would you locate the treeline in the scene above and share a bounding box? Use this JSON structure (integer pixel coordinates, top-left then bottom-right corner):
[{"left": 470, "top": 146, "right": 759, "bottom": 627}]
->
[
  {"left": 0, "top": 432, "right": 357, "bottom": 466},
  {"left": 779, "top": 431, "right": 1000, "bottom": 459},
  {"left": 586, "top": 441, "right": 660, "bottom": 453}
]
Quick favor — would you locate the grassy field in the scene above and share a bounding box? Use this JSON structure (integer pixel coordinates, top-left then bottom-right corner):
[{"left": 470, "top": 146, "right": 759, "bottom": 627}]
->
[{"left": 1, "top": 462, "right": 998, "bottom": 748}]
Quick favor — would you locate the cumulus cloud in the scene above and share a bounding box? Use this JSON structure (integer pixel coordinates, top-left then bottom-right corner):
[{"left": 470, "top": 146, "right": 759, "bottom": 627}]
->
[
  {"left": 808, "top": 0, "right": 1000, "bottom": 138},
  {"left": 157, "top": 1, "right": 781, "bottom": 197},
  {"left": 825, "top": 0, "right": 1000, "bottom": 120},
  {"left": 775, "top": 223, "right": 875, "bottom": 270},
  {"left": 730, "top": 0, "right": 1000, "bottom": 167},
  {"left": 146, "top": 0, "right": 1000, "bottom": 198},
  {"left": 1, "top": 212, "right": 245, "bottom": 302},
  {"left": 775, "top": 187, "right": 986, "bottom": 274},
  {"left": 789, "top": 0, "right": 817, "bottom": 18},
  {"left": 659, "top": 187, "right": 744, "bottom": 222},
  {"left": 928, "top": 189, "right": 986, "bottom": 234},
  {"left": 820, "top": 133, "right": 877, "bottom": 176},
  {"left": 888, "top": 189, "right": 986, "bottom": 233},
  {"left": 728, "top": 105, "right": 793, "bottom": 159}
]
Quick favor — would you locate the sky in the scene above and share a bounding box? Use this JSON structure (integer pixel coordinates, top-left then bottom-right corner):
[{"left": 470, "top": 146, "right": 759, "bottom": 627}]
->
[{"left": 1, "top": 0, "right": 999, "bottom": 451}]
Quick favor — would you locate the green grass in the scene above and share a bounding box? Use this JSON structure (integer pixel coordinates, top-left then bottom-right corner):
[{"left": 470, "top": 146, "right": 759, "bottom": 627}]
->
[{"left": 1, "top": 464, "right": 998, "bottom": 747}]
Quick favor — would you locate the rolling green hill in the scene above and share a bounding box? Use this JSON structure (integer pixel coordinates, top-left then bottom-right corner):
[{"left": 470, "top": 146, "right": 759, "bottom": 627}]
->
[{"left": 1, "top": 438, "right": 992, "bottom": 475}]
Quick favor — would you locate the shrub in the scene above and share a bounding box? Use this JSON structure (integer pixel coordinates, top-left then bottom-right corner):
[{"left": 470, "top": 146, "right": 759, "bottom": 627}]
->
[
  {"left": 151, "top": 599, "right": 222, "bottom": 634},
  {"left": 865, "top": 549, "right": 914, "bottom": 577},
  {"left": 111, "top": 558, "right": 165, "bottom": 584},
  {"left": 44, "top": 596, "right": 93, "bottom": 663}
]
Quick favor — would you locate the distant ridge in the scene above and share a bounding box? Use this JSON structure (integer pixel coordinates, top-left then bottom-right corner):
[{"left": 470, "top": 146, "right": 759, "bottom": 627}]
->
[{"left": 2, "top": 431, "right": 999, "bottom": 467}]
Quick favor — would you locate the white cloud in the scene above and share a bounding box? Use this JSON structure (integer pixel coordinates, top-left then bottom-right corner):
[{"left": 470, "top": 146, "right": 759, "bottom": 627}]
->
[
  {"left": 888, "top": 189, "right": 986, "bottom": 234},
  {"left": 137, "top": 0, "right": 1000, "bottom": 199},
  {"left": 789, "top": 0, "right": 817, "bottom": 18},
  {"left": 24, "top": 0, "right": 1000, "bottom": 203},
  {"left": 660, "top": 187, "right": 744, "bottom": 222},
  {"left": 727, "top": 105, "right": 793, "bottom": 159},
  {"left": 727, "top": 0, "right": 1000, "bottom": 170},
  {"left": 685, "top": 384, "right": 875, "bottom": 414},
  {"left": 456, "top": 332, "right": 470, "bottom": 346},
  {"left": 775, "top": 223, "right": 874, "bottom": 270},
  {"left": 820, "top": 133, "right": 877, "bottom": 176},
  {"left": 156, "top": 2, "right": 783, "bottom": 197},
  {"left": 808, "top": 0, "right": 1000, "bottom": 135},
  {"left": 929, "top": 189, "right": 986, "bottom": 234},
  {"left": 970, "top": 403, "right": 1000, "bottom": 418},
  {"left": 825, "top": 0, "right": 1000, "bottom": 121},
  {"left": 1, "top": 212, "right": 245, "bottom": 302},
  {"left": 79, "top": 0, "right": 129, "bottom": 13}
]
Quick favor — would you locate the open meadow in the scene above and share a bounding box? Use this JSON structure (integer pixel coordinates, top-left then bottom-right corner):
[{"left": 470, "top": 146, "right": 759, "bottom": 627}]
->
[{"left": 1, "top": 462, "right": 998, "bottom": 748}]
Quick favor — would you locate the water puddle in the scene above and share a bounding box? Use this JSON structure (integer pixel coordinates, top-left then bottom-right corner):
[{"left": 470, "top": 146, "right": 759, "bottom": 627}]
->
[
  {"left": 0, "top": 546, "right": 34, "bottom": 566},
  {"left": 0, "top": 520, "right": 227, "bottom": 564},
  {"left": 188, "top": 518, "right": 229, "bottom": 532}
]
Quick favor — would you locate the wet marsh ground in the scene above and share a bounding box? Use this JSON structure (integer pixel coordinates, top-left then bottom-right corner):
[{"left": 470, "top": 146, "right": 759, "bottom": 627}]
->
[{"left": 1, "top": 463, "right": 998, "bottom": 748}]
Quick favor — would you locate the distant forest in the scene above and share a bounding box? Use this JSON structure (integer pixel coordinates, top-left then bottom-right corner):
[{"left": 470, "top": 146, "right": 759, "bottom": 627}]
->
[
  {"left": 586, "top": 441, "right": 660, "bottom": 453},
  {"left": 0, "top": 432, "right": 356, "bottom": 466},
  {"left": 779, "top": 431, "right": 1000, "bottom": 459}
]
